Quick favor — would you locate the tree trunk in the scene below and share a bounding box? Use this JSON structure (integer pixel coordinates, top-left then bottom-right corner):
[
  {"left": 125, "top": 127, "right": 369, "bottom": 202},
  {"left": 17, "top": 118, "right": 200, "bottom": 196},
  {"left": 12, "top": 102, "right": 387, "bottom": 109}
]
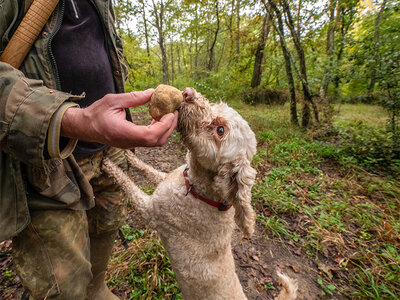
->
[
  {"left": 320, "top": 0, "right": 340, "bottom": 100},
  {"left": 152, "top": 0, "right": 169, "bottom": 84},
  {"left": 280, "top": 0, "right": 318, "bottom": 127},
  {"left": 177, "top": 43, "right": 182, "bottom": 74},
  {"left": 170, "top": 38, "right": 175, "bottom": 85},
  {"left": 334, "top": 5, "right": 354, "bottom": 96},
  {"left": 140, "top": 0, "right": 150, "bottom": 58},
  {"left": 207, "top": 1, "right": 220, "bottom": 71},
  {"left": 296, "top": 0, "right": 302, "bottom": 37},
  {"left": 264, "top": 0, "right": 298, "bottom": 125},
  {"left": 216, "top": 38, "right": 227, "bottom": 72},
  {"left": 194, "top": 3, "right": 199, "bottom": 79},
  {"left": 228, "top": 0, "right": 235, "bottom": 68},
  {"left": 236, "top": 0, "right": 240, "bottom": 62},
  {"left": 251, "top": 13, "right": 271, "bottom": 88},
  {"left": 369, "top": 0, "right": 386, "bottom": 93},
  {"left": 188, "top": 39, "right": 193, "bottom": 75}
]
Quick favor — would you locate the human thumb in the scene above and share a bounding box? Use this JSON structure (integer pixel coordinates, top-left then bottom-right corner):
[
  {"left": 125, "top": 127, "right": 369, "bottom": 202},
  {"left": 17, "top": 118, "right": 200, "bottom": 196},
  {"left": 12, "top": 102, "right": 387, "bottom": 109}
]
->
[{"left": 114, "top": 89, "right": 154, "bottom": 108}]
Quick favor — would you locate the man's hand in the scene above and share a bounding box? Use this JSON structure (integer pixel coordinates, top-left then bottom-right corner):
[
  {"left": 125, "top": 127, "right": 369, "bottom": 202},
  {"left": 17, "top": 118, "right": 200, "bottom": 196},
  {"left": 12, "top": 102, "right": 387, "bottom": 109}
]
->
[{"left": 61, "top": 89, "right": 178, "bottom": 148}]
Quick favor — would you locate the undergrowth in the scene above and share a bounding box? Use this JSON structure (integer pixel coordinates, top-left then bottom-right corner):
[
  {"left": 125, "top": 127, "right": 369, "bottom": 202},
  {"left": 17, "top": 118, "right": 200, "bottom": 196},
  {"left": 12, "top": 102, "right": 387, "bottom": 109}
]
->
[
  {"left": 108, "top": 225, "right": 181, "bottom": 300},
  {"left": 244, "top": 103, "right": 400, "bottom": 298}
]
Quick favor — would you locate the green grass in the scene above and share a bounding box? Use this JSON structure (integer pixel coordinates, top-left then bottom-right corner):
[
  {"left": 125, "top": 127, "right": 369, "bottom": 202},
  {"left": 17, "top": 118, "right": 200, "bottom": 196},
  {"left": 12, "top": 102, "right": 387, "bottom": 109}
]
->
[
  {"left": 334, "top": 104, "right": 388, "bottom": 128},
  {"left": 108, "top": 225, "right": 182, "bottom": 300},
  {"left": 243, "top": 103, "right": 400, "bottom": 298}
]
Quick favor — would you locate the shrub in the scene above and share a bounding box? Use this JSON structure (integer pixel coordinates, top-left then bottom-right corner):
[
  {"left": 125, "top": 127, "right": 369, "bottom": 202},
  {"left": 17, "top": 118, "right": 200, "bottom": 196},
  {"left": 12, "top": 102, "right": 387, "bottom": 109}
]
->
[
  {"left": 336, "top": 121, "right": 400, "bottom": 176},
  {"left": 242, "top": 88, "right": 289, "bottom": 105}
]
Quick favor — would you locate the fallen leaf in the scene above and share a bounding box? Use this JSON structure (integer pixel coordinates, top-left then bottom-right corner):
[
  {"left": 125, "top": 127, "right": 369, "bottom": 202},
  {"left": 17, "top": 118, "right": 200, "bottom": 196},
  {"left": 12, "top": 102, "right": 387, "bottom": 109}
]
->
[
  {"left": 293, "top": 247, "right": 302, "bottom": 256},
  {"left": 289, "top": 264, "right": 300, "bottom": 273},
  {"left": 256, "top": 284, "right": 264, "bottom": 293},
  {"left": 317, "top": 262, "right": 333, "bottom": 280}
]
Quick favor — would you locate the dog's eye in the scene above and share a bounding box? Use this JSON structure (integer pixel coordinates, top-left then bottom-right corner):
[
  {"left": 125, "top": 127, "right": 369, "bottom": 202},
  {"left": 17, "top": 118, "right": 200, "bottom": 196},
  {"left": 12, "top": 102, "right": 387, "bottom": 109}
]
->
[{"left": 217, "top": 126, "right": 224, "bottom": 136}]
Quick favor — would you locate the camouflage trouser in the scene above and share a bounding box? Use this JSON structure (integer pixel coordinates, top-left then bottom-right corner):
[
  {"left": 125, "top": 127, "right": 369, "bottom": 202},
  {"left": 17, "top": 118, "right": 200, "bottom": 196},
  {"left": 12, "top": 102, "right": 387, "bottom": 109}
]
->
[{"left": 12, "top": 147, "right": 128, "bottom": 300}]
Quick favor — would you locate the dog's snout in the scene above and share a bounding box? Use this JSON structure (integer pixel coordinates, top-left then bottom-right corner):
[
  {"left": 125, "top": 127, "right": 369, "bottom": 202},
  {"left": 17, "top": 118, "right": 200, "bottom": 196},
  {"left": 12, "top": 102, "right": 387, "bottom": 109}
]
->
[{"left": 182, "top": 87, "right": 195, "bottom": 103}]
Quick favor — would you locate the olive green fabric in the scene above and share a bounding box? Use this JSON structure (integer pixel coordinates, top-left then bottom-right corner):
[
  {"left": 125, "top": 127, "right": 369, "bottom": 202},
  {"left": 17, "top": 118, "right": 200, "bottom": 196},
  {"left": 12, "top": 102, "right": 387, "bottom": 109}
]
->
[
  {"left": 47, "top": 102, "right": 80, "bottom": 159},
  {"left": 13, "top": 209, "right": 91, "bottom": 300},
  {"left": 0, "top": 0, "right": 128, "bottom": 241},
  {"left": 0, "top": 151, "right": 30, "bottom": 240},
  {"left": 13, "top": 147, "right": 129, "bottom": 299}
]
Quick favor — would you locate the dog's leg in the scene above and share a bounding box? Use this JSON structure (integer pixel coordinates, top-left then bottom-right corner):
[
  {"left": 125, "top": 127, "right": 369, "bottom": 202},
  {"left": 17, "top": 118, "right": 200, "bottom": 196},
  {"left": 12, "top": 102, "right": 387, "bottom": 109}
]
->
[
  {"left": 125, "top": 150, "right": 167, "bottom": 185},
  {"left": 102, "top": 157, "right": 152, "bottom": 221}
]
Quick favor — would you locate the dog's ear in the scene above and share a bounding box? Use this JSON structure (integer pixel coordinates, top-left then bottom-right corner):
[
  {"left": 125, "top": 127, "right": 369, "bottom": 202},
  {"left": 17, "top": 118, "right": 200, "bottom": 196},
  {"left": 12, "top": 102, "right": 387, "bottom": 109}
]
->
[
  {"left": 182, "top": 87, "right": 195, "bottom": 102},
  {"left": 214, "top": 155, "right": 256, "bottom": 237}
]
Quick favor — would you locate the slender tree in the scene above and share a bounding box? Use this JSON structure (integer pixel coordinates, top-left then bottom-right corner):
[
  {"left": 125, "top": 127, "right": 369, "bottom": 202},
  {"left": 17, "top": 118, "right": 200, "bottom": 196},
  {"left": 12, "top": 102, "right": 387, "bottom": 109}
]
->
[
  {"left": 263, "top": 0, "right": 298, "bottom": 125},
  {"left": 194, "top": 2, "right": 199, "bottom": 78},
  {"left": 139, "top": 0, "right": 151, "bottom": 58},
  {"left": 176, "top": 42, "right": 182, "bottom": 74},
  {"left": 228, "top": 0, "right": 236, "bottom": 68},
  {"left": 236, "top": 0, "right": 241, "bottom": 62},
  {"left": 280, "top": 0, "right": 319, "bottom": 127},
  {"left": 333, "top": 1, "right": 357, "bottom": 95},
  {"left": 320, "top": 0, "right": 341, "bottom": 100},
  {"left": 151, "top": 0, "right": 169, "bottom": 83},
  {"left": 251, "top": 12, "right": 271, "bottom": 88},
  {"left": 170, "top": 37, "right": 175, "bottom": 85},
  {"left": 207, "top": 1, "right": 220, "bottom": 71},
  {"left": 369, "top": 0, "right": 387, "bottom": 93}
]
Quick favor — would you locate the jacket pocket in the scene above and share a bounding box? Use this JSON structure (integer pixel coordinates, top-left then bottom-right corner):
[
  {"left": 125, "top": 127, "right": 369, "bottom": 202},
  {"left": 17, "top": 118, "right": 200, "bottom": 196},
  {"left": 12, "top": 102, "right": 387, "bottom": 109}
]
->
[
  {"left": 0, "top": 151, "right": 30, "bottom": 241},
  {"left": 27, "top": 157, "right": 93, "bottom": 210}
]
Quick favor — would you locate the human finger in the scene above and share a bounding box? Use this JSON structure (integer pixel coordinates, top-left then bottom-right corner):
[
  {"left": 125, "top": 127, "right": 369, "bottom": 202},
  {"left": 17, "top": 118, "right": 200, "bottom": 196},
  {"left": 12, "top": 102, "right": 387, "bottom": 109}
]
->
[
  {"left": 112, "top": 89, "right": 154, "bottom": 108},
  {"left": 155, "top": 111, "right": 178, "bottom": 146},
  {"left": 115, "top": 113, "right": 175, "bottom": 147}
]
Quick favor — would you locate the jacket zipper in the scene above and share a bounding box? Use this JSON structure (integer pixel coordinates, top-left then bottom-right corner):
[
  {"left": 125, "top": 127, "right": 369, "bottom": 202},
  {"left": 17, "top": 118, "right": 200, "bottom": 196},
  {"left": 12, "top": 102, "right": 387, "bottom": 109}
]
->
[{"left": 47, "top": 0, "right": 65, "bottom": 90}]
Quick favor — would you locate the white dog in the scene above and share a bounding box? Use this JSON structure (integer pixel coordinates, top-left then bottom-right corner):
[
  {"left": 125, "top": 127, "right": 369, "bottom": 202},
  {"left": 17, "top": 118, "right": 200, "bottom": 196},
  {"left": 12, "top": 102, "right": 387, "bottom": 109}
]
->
[{"left": 102, "top": 88, "right": 297, "bottom": 300}]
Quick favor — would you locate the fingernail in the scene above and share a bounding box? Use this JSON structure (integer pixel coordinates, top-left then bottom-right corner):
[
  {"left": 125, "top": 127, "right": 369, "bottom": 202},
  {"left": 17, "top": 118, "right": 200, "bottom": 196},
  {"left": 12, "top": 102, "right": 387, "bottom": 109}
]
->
[{"left": 144, "top": 88, "right": 154, "bottom": 95}]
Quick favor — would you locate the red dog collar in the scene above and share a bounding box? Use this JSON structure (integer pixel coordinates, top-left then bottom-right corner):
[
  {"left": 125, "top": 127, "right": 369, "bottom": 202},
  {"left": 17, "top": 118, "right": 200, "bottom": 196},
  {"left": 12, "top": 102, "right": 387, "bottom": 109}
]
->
[{"left": 183, "top": 167, "right": 232, "bottom": 211}]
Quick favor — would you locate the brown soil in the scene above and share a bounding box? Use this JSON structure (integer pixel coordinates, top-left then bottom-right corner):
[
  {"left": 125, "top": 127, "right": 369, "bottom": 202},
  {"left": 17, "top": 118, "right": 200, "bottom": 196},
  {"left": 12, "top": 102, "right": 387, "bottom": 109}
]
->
[{"left": 0, "top": 112, "right": 346, "bottom": 299}]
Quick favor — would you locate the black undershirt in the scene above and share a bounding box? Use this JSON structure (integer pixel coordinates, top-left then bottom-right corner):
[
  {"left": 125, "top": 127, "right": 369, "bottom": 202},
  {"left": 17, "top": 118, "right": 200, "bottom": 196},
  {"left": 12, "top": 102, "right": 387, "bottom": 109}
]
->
[{"left": 52, "top": 0, "right": 116, "bottom": 154}]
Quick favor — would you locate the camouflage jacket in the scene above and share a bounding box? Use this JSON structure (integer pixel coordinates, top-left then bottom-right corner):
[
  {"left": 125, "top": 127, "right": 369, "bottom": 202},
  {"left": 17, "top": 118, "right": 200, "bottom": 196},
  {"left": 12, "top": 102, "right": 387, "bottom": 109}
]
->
[{"left": 0, "top": 0, "right": 128, "bottom": 241}]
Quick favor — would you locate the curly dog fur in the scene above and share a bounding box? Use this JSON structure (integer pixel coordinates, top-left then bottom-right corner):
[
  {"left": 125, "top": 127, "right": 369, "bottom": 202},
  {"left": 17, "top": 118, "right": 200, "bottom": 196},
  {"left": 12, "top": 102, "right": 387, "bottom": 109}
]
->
[{"left": 102, "top": 88, "right": 297, "bottom": 299}]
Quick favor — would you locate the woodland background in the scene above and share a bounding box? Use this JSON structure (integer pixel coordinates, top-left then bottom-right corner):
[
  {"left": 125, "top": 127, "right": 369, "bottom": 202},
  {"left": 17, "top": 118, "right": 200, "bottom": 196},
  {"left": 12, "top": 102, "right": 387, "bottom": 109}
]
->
[
  {"left": 2, "top": 0, "right": 399, "bottom": 299},
  {"left": 115, "top": 0, "right": 399, "bottom": 137}
]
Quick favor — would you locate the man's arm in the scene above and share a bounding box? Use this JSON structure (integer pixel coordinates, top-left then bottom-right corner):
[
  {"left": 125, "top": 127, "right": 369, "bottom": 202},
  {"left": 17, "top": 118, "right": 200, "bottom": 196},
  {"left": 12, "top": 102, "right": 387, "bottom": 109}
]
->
[
  {"left": 0, "top": 62, "right": 81, "bottom": 167},
  {"left": 0, "top": 62, "right": 177, "bottom": 169},
  {"left": 61, "top": 90, "right": 178, "bottom": 149}
]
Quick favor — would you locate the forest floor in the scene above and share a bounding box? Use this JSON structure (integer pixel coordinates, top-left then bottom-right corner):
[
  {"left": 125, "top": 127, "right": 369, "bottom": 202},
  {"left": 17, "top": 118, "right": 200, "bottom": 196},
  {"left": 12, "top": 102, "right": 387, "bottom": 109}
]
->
[{"left": 1, "top": 104, "right": 399, "bottom": 299}]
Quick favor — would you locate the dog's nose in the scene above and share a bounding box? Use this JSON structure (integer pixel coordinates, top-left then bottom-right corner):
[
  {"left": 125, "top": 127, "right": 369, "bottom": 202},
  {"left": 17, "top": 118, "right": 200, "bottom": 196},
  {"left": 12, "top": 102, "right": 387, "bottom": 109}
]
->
[{"left": 182, "top": 87, "right": 195, "bottom": 103}]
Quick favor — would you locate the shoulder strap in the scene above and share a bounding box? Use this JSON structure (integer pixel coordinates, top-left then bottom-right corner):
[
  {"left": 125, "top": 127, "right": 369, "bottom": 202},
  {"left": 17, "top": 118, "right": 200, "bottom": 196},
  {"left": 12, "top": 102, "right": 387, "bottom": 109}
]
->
[{"left": 0, "top": 0, "right": 60, "bottom": 69}]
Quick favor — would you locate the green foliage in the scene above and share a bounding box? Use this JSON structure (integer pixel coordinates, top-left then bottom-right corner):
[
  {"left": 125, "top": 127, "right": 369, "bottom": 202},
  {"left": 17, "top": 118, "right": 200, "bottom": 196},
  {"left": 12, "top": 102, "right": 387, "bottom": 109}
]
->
[
  {"left": 242, "top": 88, "right": 288, "bottom": 105},
  {"left": 250, "top": 103, "right": 400, "bottom": 298},
  {"left": 109, "top": 227, "right": 181, "bottom": 299},
  {"left": 118, "top": 0, "right": 400, "bottom": 138},
  {"left": 317, "top": 278, "right": 336, "bottom": 296},
  {"left": 335, "top": 121, "right": 400, "bottom": 176}
]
